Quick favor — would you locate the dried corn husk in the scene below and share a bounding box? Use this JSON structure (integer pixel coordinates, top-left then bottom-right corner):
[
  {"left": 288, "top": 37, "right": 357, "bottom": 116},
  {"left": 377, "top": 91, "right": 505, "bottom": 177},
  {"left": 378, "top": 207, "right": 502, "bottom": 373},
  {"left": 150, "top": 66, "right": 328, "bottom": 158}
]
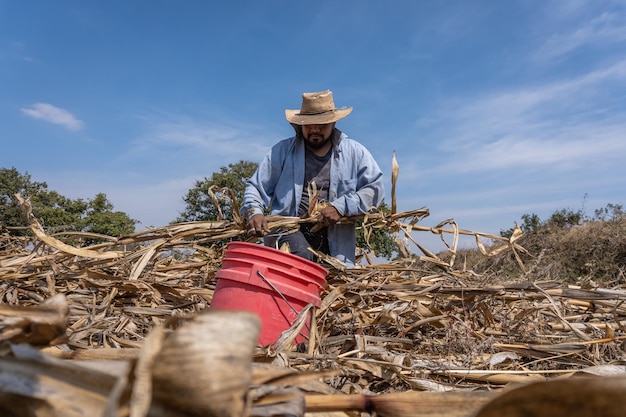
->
[{"left": 474, "top": 376, "right": 626, "bottom": 417}]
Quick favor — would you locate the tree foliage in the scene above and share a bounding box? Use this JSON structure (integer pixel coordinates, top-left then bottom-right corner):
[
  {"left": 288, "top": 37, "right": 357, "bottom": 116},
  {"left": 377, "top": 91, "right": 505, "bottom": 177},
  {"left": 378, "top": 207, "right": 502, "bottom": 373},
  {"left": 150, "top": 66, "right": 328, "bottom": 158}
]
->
[
  {"left": 0, "top": 167, "right": 47, "bottom": 232},
  {"left": 593, "top": 203, "right": 624, "bottom": 222},
  {"left": 176, "top": 161, "right": 399, "bottom": 259},
  {"left": 0, "top": 167, "right": 136, "bottom": 239},
  {"left": 501, "top": 203, "right": 624, "bottom": 238},
  {"left": 81, "top": 193, "right": 137, "bottom": 237},
  {"left": 355, "top": 201, "right": 398, "bottom": 260},
  {"left": 175, "top": 160, "right": 259, "bottom": 223}
]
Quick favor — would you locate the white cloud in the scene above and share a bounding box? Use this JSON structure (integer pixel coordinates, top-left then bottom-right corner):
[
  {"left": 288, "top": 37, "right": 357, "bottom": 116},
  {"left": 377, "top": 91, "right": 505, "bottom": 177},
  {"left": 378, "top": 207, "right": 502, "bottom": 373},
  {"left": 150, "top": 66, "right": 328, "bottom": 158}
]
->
[
  {"left": 122, "top": 115, "right": 276, "bottom": 169},
  {"left": 21, "top": 103, "right": 84, "bottom": 131},
  {"left": 417, "top": 59, "right": 626, "bottom": 175},
  {"left": 533, "top": 11, "right": 626, "bottom": 63}
]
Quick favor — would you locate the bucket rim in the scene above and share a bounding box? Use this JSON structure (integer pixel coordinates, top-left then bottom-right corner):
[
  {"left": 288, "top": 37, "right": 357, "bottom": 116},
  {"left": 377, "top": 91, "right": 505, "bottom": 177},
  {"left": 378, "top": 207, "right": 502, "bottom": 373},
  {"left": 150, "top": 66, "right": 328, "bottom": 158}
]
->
[{"left": 225, "top": 241, "right": 329, "bottom": 275}]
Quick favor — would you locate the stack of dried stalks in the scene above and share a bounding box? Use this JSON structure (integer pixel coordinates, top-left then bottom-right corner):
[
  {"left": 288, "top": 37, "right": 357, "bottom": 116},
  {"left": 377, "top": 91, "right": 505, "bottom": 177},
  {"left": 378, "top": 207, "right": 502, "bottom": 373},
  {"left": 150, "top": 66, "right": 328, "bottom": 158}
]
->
[
  {"left": 1, "top": 172, "right": 626, "bottom": 415},
  {"left": 1, "top": 300, "right": 625, "bottom": 417}
]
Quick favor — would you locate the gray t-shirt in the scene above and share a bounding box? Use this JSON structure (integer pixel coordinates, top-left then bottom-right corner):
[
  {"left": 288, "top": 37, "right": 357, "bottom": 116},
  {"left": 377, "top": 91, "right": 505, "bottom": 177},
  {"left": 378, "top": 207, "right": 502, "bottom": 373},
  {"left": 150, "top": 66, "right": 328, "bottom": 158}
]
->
[{"left": 298, "top": 147, "right": 332, "bottom": 217}]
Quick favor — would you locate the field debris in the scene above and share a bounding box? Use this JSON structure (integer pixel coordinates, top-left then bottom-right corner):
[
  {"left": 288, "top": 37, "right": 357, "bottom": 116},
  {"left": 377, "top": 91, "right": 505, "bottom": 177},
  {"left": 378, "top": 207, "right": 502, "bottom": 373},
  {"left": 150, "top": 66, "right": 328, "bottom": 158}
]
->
[{"left": 1, "top": 191, "right": 626, "bottom": 416}]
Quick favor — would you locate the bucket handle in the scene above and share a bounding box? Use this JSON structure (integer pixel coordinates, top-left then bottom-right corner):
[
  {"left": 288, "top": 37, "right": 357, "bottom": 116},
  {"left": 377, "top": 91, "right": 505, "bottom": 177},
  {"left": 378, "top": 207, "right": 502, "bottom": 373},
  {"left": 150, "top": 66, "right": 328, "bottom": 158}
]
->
[
  {"left": 256, "top": 270, "right": 314, "bottom": 340},
  {"left": 256, "top": 270, "right": 300, "bottom": 316}
]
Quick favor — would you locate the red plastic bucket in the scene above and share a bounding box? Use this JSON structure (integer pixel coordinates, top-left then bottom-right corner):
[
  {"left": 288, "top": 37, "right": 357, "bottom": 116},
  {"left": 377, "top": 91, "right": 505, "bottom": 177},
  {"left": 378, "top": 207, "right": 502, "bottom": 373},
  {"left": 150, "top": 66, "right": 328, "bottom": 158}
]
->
[{"left": 211, "top": 241, "right": 328, "bottom": 346}]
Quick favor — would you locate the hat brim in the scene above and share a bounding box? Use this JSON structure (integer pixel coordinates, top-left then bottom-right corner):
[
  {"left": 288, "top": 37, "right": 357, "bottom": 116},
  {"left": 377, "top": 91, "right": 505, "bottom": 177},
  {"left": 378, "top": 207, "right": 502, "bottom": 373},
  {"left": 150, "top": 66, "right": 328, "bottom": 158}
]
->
[{"left": 285, "top": 107, "right": 352, "bottom": 125}]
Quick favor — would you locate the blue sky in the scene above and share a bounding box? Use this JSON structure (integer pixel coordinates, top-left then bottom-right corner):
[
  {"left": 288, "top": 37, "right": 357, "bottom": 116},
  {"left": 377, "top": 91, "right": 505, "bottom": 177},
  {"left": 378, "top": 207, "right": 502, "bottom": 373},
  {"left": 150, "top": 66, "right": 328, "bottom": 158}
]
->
[{"left": 2, "top": 1, "right": 625, "bottom": 251}]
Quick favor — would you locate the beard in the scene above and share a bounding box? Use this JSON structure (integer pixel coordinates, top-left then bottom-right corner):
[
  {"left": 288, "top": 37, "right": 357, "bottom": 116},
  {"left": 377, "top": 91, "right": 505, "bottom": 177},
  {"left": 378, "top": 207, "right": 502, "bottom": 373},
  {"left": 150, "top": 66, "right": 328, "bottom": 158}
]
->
[{"left": 304, "top": 132, "right": 332, "bottom": 150}]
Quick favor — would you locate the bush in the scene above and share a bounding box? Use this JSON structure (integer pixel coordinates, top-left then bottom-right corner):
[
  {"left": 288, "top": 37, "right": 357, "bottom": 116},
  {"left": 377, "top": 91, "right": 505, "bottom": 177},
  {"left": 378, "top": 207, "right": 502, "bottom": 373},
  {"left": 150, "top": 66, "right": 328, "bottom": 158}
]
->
[{"left": 453, "top": 204, "right": 626, "bottom": 286}]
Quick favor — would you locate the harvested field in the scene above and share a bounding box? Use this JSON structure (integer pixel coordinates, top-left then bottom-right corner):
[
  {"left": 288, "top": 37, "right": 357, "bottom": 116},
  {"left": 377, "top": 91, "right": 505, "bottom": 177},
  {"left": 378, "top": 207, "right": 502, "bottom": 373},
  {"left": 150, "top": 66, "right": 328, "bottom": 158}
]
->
[{"left": 1, "top": 192, "right": 625, "bottom": 416}]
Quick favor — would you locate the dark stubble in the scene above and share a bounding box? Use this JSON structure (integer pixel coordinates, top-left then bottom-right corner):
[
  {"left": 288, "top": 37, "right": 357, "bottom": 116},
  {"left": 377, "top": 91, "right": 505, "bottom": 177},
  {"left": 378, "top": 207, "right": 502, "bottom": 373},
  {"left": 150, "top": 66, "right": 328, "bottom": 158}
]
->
[{"left": 304, "top": 132, "right": 332, "bottom": 150}]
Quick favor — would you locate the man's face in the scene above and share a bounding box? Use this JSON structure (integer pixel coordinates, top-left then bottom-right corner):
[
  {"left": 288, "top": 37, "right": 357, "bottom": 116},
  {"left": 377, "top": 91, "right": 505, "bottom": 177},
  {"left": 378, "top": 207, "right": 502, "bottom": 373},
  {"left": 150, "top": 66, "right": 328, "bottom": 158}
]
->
[{"left": 302, "top": 123, "right": 334, "bottom": 150}]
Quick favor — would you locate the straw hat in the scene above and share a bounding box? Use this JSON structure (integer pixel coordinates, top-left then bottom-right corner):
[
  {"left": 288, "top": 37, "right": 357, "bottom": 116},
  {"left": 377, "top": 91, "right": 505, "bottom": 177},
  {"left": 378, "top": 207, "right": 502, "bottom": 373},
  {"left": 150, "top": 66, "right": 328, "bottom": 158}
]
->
[{"left": 285, "top": 90, "right": 353, "bottom": 125}]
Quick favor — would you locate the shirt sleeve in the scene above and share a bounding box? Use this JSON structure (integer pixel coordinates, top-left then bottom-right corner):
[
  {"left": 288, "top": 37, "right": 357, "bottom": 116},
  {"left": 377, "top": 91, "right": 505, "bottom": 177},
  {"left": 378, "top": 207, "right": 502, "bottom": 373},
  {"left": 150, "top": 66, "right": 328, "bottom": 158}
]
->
[
  {"left": 240, "top": 150, "right": 276, "bottom": 220},
  {"left": 330, "top": 143, "right": 385, "bottom": 217},
  {"left": 240, "top": 137, "right": 296, "bottom": 220}
]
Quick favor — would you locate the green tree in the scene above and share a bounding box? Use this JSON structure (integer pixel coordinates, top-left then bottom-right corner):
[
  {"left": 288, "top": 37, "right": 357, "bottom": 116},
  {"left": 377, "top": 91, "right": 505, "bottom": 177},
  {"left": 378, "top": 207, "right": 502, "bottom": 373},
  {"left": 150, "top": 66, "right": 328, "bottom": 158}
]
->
[
  {"left": 0, "top": 167, "right": 136, "bottom": 239},
  {"left": 593, "top": 203, "right": 624, "bottom": 222},
  {"left": 501, "top": 205, "right": 598, "bottom": 238},
  {"left": 0, "top": 167, "right": 48, "bottom": 233},
  {"left": 175, "top": 160, "right": 258, "bottom": 222},
  {"left": 176, "top": 161, "right": 398, "bottom": 259},
  {"left": 501, "top": 213, "right": 543, "bottom": 238},
  {"left": 31, "top": 190, "right": 88, "bottom": 232},
  {"left": 547, "top": 208, "right": 582, "bottom": 228},
  {"left": 82, "top": 193, "right": 137, "bottom": 238},
  {"left": 356, "top": 201, "right": 398, "bottom": 259}
]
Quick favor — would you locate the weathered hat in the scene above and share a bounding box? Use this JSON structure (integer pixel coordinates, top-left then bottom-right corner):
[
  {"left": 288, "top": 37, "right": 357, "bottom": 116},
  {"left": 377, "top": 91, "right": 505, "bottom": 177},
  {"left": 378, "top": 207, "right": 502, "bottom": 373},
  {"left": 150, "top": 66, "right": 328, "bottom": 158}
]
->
[{"left": 285, "top": 90, "right": 352, "bottom": 125}]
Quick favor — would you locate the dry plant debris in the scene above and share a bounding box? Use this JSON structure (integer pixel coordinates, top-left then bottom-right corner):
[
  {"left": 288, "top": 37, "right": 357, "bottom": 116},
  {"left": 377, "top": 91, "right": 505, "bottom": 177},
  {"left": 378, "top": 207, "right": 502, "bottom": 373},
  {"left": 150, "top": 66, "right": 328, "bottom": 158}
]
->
[{"left": 1, "top": 190, "right": 626, "bottom": 416}]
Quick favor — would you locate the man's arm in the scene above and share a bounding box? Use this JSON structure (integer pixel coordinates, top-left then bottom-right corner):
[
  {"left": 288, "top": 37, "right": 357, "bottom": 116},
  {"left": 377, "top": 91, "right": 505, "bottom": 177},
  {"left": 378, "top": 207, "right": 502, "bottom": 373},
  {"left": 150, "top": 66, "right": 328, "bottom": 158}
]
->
[{"left": 330, "top": 144, "right": 385, "bottom": 218}]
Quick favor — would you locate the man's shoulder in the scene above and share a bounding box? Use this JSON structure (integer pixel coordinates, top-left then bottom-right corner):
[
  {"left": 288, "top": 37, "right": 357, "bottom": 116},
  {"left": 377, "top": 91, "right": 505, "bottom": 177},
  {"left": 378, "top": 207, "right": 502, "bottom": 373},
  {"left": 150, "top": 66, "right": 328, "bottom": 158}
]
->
[
  {"left": 265, "top": 136, "right": 301, "bottom": 162},
  {"left": 336, "top": 132, "right": 369, "bottom": 151},
  {"left": 273, "top": 135, "right": 298, "bottom": 149}
]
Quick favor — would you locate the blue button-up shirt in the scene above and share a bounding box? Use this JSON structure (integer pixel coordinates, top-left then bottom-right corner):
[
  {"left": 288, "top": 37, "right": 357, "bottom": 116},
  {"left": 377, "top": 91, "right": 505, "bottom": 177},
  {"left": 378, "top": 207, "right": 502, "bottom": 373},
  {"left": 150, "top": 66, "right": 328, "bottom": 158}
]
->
[{"left": 241, "top": 129, "right": 385, "bottom": 265}]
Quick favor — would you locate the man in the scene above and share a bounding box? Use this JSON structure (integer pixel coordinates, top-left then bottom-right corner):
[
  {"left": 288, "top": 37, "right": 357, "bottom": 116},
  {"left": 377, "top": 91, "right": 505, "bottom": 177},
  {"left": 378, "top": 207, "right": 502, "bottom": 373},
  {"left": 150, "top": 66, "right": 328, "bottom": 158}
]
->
[{"left": 240, "top": 90, "right": 384, "bottom": 266}]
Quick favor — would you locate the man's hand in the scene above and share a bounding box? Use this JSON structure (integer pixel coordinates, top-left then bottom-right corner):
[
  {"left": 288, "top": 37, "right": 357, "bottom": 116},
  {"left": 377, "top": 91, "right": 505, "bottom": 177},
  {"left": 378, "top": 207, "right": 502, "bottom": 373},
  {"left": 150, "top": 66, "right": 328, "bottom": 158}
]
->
[
  {"left": 320, "top": 205, "right": 342, "bottom": 226},
  {"left": 248, "top": 213, "right": 270, "bottom": 237}
]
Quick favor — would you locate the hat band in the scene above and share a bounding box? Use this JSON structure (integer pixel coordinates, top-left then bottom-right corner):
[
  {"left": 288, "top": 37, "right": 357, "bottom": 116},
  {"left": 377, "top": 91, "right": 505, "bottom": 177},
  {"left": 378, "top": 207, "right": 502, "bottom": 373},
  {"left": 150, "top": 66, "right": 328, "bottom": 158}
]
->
[{"left": 297, "top": 109, "right": 336, "bottom": 116}]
